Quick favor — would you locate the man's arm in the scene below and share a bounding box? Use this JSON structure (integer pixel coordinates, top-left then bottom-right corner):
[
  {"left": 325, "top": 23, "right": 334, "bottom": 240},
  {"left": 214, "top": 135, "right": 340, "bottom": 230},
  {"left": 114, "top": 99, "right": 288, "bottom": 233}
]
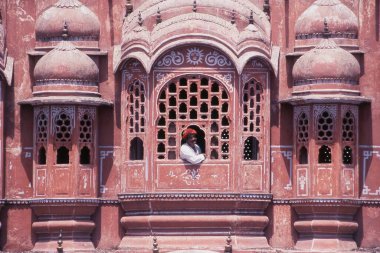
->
[{"left": 180, "top": 145, "right": 205, "bottom": 164}]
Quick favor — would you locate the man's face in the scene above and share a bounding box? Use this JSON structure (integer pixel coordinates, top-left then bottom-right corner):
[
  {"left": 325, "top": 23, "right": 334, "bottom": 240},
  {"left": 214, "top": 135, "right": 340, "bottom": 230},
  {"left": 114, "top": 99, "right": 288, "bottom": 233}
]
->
[{"left": 186, "top": 134, "right": 197, "bottom": 148}]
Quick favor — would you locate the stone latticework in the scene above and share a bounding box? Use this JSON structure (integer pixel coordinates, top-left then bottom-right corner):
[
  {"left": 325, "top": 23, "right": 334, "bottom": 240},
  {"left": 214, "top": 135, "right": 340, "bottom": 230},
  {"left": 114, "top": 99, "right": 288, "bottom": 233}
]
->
[{"left": 0, "top": 0, "right": 379, "bottom": 252}]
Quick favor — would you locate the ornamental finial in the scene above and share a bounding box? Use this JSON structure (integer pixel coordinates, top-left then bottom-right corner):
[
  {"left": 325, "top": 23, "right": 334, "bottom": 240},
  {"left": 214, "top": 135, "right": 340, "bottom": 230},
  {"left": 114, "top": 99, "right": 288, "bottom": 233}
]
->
[
  {"left": 138, "top": 11, "right": 143, "bottom": 26},
  {"left": 156, "top": 7, "right": 162, "bottom": 24},
  {"left": 57, "top": 229, "right": 63, "bottom": 253},
  {"left": 153, "top": 236, "right": 159, "bottom": 253},
  {"left": 323, "top": 18, "right": 331, "bottom": 38},
  {"left": 231, "top": 9, "right": 236, "bottom": 25},
  {"left": 62, "top": 21, "right": 69, "bottom": 40},
  {"left": 224, "top": 232, "right": 232, "bottom": 253},
  {"left": 249, "top": 10, "right": 254, "bottom": 25}
]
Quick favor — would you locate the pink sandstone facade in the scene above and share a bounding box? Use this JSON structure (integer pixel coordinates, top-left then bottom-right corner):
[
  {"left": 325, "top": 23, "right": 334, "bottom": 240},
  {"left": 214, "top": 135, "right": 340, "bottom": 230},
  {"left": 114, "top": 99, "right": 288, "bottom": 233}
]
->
[{"left": 0, "top": 0, "right": 380, "bottom": 252}]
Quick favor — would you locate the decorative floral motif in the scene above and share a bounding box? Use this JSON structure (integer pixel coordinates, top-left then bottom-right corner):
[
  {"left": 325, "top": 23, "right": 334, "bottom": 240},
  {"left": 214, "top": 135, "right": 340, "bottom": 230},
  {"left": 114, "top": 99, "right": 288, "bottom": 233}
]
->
[
  {"left": 123, "top": 71, "right": 134, "bottom": 83},
  {"left": 252, "top": 59, "right": 266, "bottom": 68},
  {"left": 205, "top": 51, "right": 232, "bottom": 67},
  {"left": 157, "top": 51, "right": 184, "bottom": 67},
  {"left": 213, "top": 73, "right": 233, "bottom": 92},
  {"left": 186, "top": 47, "right": 204, "bottom": 65},
  {"left": 155, "top": 72, "right": 175, "bottom": 92}
]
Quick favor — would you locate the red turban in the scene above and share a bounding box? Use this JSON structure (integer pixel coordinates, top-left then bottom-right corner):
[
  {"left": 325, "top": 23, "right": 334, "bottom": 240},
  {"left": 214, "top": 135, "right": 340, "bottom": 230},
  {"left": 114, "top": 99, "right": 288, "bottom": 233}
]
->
[{"left": 182, "top": 128, "right": 197, "bottom": 140}]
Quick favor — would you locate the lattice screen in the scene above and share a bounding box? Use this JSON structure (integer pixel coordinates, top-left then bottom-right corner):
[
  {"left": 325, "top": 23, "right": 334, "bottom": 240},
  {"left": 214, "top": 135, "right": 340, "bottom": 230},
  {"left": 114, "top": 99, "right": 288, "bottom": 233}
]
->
[{"left": 156, "top": 75, "right": 230, "bottom": 160}]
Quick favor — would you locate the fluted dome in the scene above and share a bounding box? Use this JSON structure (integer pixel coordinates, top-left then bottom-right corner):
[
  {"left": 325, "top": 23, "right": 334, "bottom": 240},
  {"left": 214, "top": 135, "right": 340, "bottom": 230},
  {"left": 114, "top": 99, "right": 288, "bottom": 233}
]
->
[
  {"left": 34, "top": 41, "right": 99, "bottom": 85},
  {"left": 295, "top": 0, "right": 358, "bottom": 40},
  {"left": 292, "top": 38, "right": 360, "bottom": 85},
  {"left": 35, "top": 0, "right": 100, "bottom": 42}
]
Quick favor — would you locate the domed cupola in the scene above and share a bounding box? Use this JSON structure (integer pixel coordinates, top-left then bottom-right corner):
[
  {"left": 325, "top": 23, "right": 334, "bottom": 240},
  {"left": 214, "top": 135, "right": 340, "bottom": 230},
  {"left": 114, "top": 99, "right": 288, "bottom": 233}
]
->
[
  {"left": 295, "top": 0, "right": 358, "bottom": 51},
  {"left": 292, "top": 21, "right": 360, "bottom": 96},
  {"left": 35, "top": 0, "right": 100, "bottom": 47},
  {"left": 33, "top": 26, "right": 99, "bottom": 97}
]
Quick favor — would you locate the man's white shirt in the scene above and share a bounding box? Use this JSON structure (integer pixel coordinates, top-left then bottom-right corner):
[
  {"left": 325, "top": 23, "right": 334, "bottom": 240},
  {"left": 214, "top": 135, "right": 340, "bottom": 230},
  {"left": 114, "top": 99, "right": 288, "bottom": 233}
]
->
[{"left": 180, "top": 143, "right": 205, "bottom": 164}]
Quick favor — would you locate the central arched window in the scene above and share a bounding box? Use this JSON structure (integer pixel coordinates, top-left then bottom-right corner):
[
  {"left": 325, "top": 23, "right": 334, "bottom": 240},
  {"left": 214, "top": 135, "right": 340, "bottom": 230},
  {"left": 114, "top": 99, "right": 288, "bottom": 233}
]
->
[{"left": 156, "top": 75, "right": 230, "bottom": 160}]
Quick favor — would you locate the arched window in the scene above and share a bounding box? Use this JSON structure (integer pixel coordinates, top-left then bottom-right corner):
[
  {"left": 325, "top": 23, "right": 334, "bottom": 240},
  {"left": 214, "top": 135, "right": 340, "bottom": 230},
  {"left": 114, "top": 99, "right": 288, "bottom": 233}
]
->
[
  {"left": 80, "top": 146, "right": 91, "bottom": 165},
  {"left": 341, "top": 110, "right": 355, "bottom": 166},
  {"left": 156, "top": 75, "right": 230, "bottom": 160},
  {"left": 130, "top": 137, "right": 144, "bottom": 160},
  {"left": 126, "top": 80, "right": 146, "bottom": 161},
  {"left": 38, "top": 147, "right": 47, "bottom": 165},
  {"left": 35, "top": 109, "right": 48, "bottom": 165},
  {"left": 243, "top": 136, "right": 260, "bottom": 160},
  {"left": 78, "top": 110, "right": 94, "bottom": 165},
  {"left": 318, "top": 145, "right": 331, "bottom": 164},
  {"left": 36, "top": 111, "right": 48, "bottom": 144},
  {"left": 296, "top": 111, "right": 309, "bottom": 164},
  {"left": 54, "top": 110, "right": 72, "bottom": 164},
  {"left": 57, "top": 146, "right": 69, "bottom": 164},
  {"left": 242, "top": 78, "right": 263, "bottom": 161},
  {"left": 342, "top": 111, "right": 355, "bottom": 142},
  {"left": 299, "top": 146, "right": 308, "bottom": 164}
]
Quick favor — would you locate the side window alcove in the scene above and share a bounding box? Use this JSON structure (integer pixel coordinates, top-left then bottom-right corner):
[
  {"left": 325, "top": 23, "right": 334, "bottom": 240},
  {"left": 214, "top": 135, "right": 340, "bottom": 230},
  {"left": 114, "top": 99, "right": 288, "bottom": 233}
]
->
[
  {"left": 35, "top": 108, "right": 49, "bottom": 165},
  {"left": 316, "top": 109, "right": 335, "bottom": 164},
  {"left": 296, "top": 111, "right": 309, "bottom": 164},
  {"left": 242, "top": 78, "right": 263, "bottom": 161},
  {"left": 78, "top": 109, "right": 95, "bottom": 165},
  {"left": 54, "top": 110, "right": 73, "bottom": 165},
  {"left": 126, "top": 80, "right": 146, "bottom": 161},
  {"left": 341, "top": 109, "right": 356, "bottom": 166}
]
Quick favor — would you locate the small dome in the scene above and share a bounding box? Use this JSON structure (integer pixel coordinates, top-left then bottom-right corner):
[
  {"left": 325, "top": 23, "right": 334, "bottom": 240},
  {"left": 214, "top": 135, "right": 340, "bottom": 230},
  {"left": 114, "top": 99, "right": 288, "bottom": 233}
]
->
[
  {"left": 34, "top": 41, "right": 99, "bottom": 85},
  {"left": 295, "top": 0, "right": 358, "bottom": 40},
  {"left": 238, "top": 24, "right": 269, "bottom": 45},
  {"left": 35, "top": 0, "right": 100, "bottom": 42},
  {"left": 292, "top": 38, "right": 360, "bottom": 85}
]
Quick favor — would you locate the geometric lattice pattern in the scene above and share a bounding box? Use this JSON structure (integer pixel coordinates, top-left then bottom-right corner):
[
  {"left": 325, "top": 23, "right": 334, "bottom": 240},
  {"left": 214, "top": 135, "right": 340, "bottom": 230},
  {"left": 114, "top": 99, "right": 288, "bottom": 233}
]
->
[
  {"left": 55, "top": 112, "right": 72, "bottom": 143},
  {"left": 342, "top": 111, "right": 355, "bottom": 142},
  {"left": 297, "top": 112, "right": 309, "bottom": 143},
  {"left": 242, "top": 78, "right": 263, "bottom": 161},
  {"left": 317, "top": 111, "right": 334, "bottom": 141},
  {"left": 156, "top": 75, "right": 230, "bottom": 160},
  {"left": 79, "top": 114, "right": 93, "bottom": 143},
  {"left": 36, "top": 112, "right": 48, "bottom": 144},
  {"left": 127, "top": 80, "right": 146, "bottom": 134},
  {"left": 242, "top": 79, "right": 263, "bottom": 133}
]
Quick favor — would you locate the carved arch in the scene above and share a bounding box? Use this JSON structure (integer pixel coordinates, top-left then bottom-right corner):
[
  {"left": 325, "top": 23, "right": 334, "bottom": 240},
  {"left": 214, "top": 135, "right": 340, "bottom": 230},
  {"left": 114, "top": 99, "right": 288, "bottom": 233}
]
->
[{"left": 123, "top": 0, "right": 271, "bottom": 36}]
